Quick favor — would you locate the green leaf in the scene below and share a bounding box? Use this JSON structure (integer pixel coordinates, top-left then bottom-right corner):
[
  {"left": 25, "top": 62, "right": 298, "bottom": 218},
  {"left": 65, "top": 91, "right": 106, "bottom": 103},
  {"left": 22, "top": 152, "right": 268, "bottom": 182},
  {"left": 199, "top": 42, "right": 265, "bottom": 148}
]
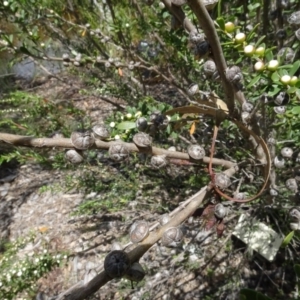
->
[
  {"left": 265, "top": 49, "right": 273, "bottom": 61},
  {"left": 235, "top": 56, "right": 243, "bottom": 64},
  {"left": 271, "top": 72, "right": 280, "bottom": 82},
  {"left": 289, "top": 60, "right": 300, "bottom": 76},
  {"left": 19, "top": 46, "right": 33, "bottom": 56},
  {"left": 216, "top": 17, "right": 225, "bottom": 31},
  {"left": 167, "top": 124, "right": 171, "bottom": 134},
  {"left": 255, "top": 40, "right": 266, "bottom": 48},
  {"left": 116, "top": 122, "right": 136, "bottom": 130},
  {"left": 291, "top": 106, "right": 300, "bottom": 115},
  {"left": 162, "top": 11, "right": 169, "bottom": 19},
  {"left": 281, "top": 231, "right": 294, "bottom": 248},
  {"left": 240, "top": 289, "right": 257, "bottom": 300},
  {"left": 294, "top": 264, "right": 300, "bottom": 277},
  {"left": 240, "top": 289, "right": 273, "bottom": 300},
  {"left": 277, "top": 64, "right": 293, "bottom": 69},
  {"left": 248, "top": 3, "right": 261, "bottom": 11},
  {"left": 217, "top": 0, "right": 222, "bottom": 17},
  {"left": 246, "top": 23, "right": 260, "bottom": 42},
  {"left": 268, "top": 86, "right": 281, "bottom": 97},
  {"left": 247, "top": 75, "right": 261, "bottom": 88},
  {"left": 257, "top": 294, "right": 273, "bottom": 300},
  {"left": 287, "top": 86, "right": 297, "bottom": 94}
]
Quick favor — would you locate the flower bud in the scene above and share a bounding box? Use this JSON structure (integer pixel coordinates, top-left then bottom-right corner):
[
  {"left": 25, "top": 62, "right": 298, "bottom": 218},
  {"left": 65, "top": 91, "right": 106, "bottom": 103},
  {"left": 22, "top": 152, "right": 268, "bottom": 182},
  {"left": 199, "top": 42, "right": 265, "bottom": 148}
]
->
[
  {"left": 225, "top": 22, "right": 235, "bottom": 33},
  {"left": 159, "top": 2, "right": 165, "bottom": 9},
  {"left": 254, "top": 61, "right": 265, "bottom": 72},
  {"left": 289, "top": 76, "right": 298, "bottom": 86},
  {"left": 234, "top": 33, "right": 246, "bottom": 44},
  {"left": 267, "top": 60, "right": 279, "bottom": 71},
  {"left": 244, "top": 45, "right": 255, "bottom": 56},
  {"left": 280, "top": 75, "right": 291, "bottom": 85},
  {"left": 255, "top": 46, "right": 265, "bottom": 56}
]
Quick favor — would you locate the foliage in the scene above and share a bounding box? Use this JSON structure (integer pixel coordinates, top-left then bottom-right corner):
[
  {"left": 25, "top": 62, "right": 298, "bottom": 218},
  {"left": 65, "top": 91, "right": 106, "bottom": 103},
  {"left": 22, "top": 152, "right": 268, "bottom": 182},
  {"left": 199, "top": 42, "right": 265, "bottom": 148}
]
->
[
  {"left": 0, "top": 0, "right": 299, "bottom": 299},
  {"left": 0, "top": 233, "right": 67, "bottom": 300}
]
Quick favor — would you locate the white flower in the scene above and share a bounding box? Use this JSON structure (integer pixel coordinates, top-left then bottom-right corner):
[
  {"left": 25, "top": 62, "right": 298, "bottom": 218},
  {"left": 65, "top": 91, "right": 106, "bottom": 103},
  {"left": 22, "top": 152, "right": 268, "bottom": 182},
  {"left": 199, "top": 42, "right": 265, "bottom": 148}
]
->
[
  {"left": 3, "top": 1, "right": 9, "bottom": 6},
  {"left": 64, "top": 255, "right": 67, "bottom": 259},
  {"left": 114, "top": 135, "right": 120, "bottom": 140},
  {"left": 125, "top": 23, "right": 129, "bottom": 28},
  {"left": 17, "top": 271, "right": 22, "bottom": 277},
  {"left": 0, "top": 281, "right": 2, "bottom": 286},
  {"left": 35, "top": 258, "right": 39, "bottom": 263},
  {"left": 109, "top": 122, "right": 115, "bottom": 128},
  {"left": 126, "top": 113, "right": 132, "bottom": 119},
  {"left": 33, "top": 270, "right": 38, "bottom": 275},
  {"left": 43, "top": 249, "right": 47, "bottom": 253}
]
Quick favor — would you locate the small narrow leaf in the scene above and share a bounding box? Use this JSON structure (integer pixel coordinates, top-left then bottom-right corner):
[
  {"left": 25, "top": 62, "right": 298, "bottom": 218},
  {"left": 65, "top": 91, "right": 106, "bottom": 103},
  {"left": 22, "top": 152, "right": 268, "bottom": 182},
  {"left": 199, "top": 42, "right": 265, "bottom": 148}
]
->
[
  {"left": 248, "top": 3, "right": 261, "bottom": 11},
  {"left": 289, "top": 60, "right": 300, "bottom": 77},
  {"left": 216, "top": 17, "right": 225, "bottom": 30},
  {"left": 236, "top": 56, "right": 243, "bottom": 64},
  {"left": 247, "top": 75, "right": 261, "bottom": 88},
  {"left": 162, "top": 11, "right": 169, "bottom": 19},
  {"left": 217, "top": 0, "right": 222, "bottom": 18},
  {"left": 294, "top": 264, "right": 300, "bottom": 277},
  {"left": 240, "top": 289, "right": 260, "bottom": 299},
  {"left": 278, "top": 69, "right": 289, "bottom": 77},
  {"left": 271, "top": 72, "right": 280, "bottom": 82},
  {"left": 287, "top": 87, "right": 297, "bottom": 94},
  {"left": 19, "top": 46, "right": 33, "bottom": 56},
  {"left": 291, "top": 106, "right": 300, "bottom": 114},
  {"left": 278, "top": 64, "right": 293, "bottom": 69},
  {"left": 167, "top": 124, "right": 171, "bottom": 134},
  {"left": 256, "top": 293, "right": 273, "bottom": 300},
  {"left": 255, "top": 38, "right": 266, "bottom": 48},
  {"left": 116, "top": 121, "right": 136, "bottom": 130},
  {"left": 265, "top": 49, "right": 273, "bottom": 61},
  {"left": 240, "top": 289, "right": 273, "bottom": 300},
  {"left": 246, "top": 23, "right": 260, "bottom": 42},
  {"left": 268, "top": 86, "right": 281, "bottom": 97},
  {"left": 281, "top": 231, "right": 294, "bottom": 248}
]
